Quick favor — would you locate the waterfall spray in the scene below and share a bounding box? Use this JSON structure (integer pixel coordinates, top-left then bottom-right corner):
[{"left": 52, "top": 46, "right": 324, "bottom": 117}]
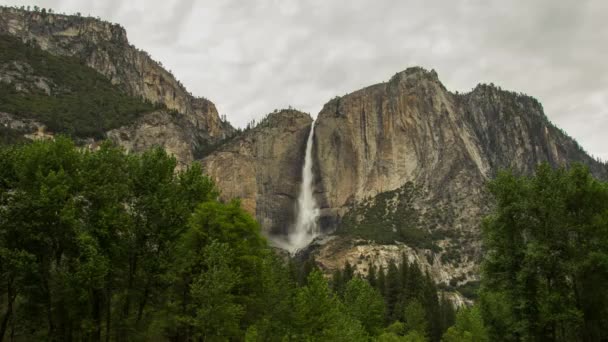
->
[{"left": 288, "top": 120, "right": 320, "bottom": 252}]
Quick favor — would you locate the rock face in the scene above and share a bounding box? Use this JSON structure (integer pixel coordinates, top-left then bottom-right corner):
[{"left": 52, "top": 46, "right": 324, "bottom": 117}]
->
[
  {"left": 0, "top": 7, "right": 233, "bottom": 161},
  {"left": 0, "top": 111, "right": 52, "bottom": 141},
  {"left": 202, "top": 110, "right": 313, "bottom": 235},
  {"left": 315, "top": 67, "right": 605, "bottom": 223},
  {"left": 107, "top": 111, "right": 200, "bottom": 166},
  {"left": 198, "top": 67, "right": 606, "bottom": 289},
  {"left": 0, "top": 60, "right": 54, "bottom": 95},
  {"left": 310, "top": 67, "right": 607, "bottom": 285}
]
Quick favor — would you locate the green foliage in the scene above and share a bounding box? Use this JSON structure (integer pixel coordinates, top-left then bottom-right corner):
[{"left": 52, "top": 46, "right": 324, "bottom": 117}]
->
[
  {"left": 403, "top": 300, "right": 428, "bottom": 337},
  {"left": 438, "top": 294, "right": 456, "bottom": 338},
  {"left": 332, "top": 261, "right": 355, "bottom": 296},
  {"left": 402, "top": 330, "right": 428, "bottom": 342},
  {"left": 343, "top": 257, "right": 454, "bottom": 342},
  {"left": 0, "top": 138, "right": 253, "bottom": 341},
  {"left": 343, "top": 277, "right": 386, "bottom": 335},
  {"left": 378, "top": 322, "right": 428, "bottom": 342},
  {"left": 386, "top": 259, "right": 402, "bottom": 321},
  {"left": 480, "top": 163, "right": 608, "bottom": 341},
  {"left": 187, "top": 242, "right": 244, "bottom": 341},
  {"left": 0, "top": 35, "right": 157, "bottom": 138},
  {"left": 292, "top": 270, "right": 368, "bottom": 341},
  {"left": 455, "top": 281, "right": 480, "bottom": 300},
  {"left": 0, "top": 126, "right": 28, "bottom": 144},
  {"left": 441, "top": 306, "right": 488, "bottom": 342},
  {"left": 338, "top": 182, "right": 438, "bottom": 250},
  {"left": 0, "top": 137, "right": 469, "bottom": 341}
]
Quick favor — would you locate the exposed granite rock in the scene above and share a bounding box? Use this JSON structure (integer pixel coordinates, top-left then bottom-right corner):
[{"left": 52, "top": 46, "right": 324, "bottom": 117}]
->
[
  {"left": 0, "top": 111, "right": 43, "bottom": 133},
  {"left": 202, "top": 110, "right": 313, "bottom": 235},
  {"left": 0, "top": 111, "right": 55, "bottom": 141},
  {"left": 106, "top": 111, "right": 198, "bottom": 166},
  {"left": 310, "top": 67, "right": 607, "bottom": 286},
  {"left": 0, "top": 6, "right": 234, "bottom": 161},
  {"left": 313, "top": 236, "right": 476, "bottom": 286},
  {"left": 0, "top": 61, "right": 54, "bottom": 95}
]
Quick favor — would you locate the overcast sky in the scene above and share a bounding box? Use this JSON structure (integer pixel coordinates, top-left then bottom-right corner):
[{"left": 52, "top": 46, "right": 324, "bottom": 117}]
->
[{"left": 3, "top": 0, "right": 608, "bottom": 160}]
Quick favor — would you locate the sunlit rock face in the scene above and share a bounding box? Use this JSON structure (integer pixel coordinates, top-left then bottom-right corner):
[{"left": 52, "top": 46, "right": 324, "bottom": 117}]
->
[
  {"left": 0, "top": 7, "right": 234, "bottom": 163},
  {"left": 310, "top": 67, "right": 607, "bottom": 285},
  {"left": 202, "top": 110, "right": 313, "bottom": 236}
]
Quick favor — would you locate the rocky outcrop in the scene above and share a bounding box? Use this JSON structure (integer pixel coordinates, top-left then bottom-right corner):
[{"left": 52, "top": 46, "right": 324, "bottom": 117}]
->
[
  {"left": 202, "top": 110, "right": 313, "bottom": 235},
  {"left": 313, "top": 236, "right": 477, "bottom": 286},
  {"left": 0, "top": 6, "right": 234, "bottom": 153},
  {"left": 309, "top": 67, "right": 607, "bottom": 286},
  {"left": 107, "top": 111, "right": 199, "bottom": 166},
  {"left": 0, "top": 111, "right": 52, "bottom": 141},
  {"left": 0, "top": 60, "right": 54, "bottom": 95}
]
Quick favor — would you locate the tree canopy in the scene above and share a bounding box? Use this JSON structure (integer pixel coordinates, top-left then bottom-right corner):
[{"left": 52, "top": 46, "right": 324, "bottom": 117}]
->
[
  {"left": 0, "top": 137, "right": 461, "bottom": 341},
  {"left": 480, "top": 163, "right": 608, "bottom": 342}
]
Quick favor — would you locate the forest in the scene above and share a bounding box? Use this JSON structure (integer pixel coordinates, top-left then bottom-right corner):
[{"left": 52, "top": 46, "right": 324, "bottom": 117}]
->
[
  {"left": 0, "top": 138, "right": 607, "bottom": 341},
  {"left": 0, "top": 35, "right": 157, "bottom": 139}
]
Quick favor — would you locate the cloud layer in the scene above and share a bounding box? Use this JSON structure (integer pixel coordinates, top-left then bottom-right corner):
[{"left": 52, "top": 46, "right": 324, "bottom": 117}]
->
[{"left": 4, "top": 0, "right": 608, "bottom": 159}]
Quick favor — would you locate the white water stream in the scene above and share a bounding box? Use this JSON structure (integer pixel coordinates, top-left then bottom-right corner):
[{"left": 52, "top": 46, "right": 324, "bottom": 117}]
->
[
  {"left": 288, "top": 120, "right": 320, "bottom": 251},
  {"left": 271, "top": 121, "right": 320, "bottom": 254}
]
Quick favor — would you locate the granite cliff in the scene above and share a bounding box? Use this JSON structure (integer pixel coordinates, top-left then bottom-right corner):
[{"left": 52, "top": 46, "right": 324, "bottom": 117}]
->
[
  {"left": 308, "top": 67, "right": 606, "bottom": 290},
  {"left": 0, "top": 7, "right": 233, "bottom": 163},
  {"left": 200, "top": 67, "right": 606, "bottom": 292},
  {"left": 202, "top": 110, "right": 313, "bottom": 236}
]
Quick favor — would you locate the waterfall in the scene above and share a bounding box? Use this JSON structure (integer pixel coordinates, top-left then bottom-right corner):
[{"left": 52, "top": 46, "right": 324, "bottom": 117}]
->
[{"left": 288, "top": 120, "right": 319, "bottom": 252}]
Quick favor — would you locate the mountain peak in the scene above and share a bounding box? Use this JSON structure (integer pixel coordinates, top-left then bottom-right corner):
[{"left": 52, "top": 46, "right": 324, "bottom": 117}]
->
[
  {"left": 393, "top": 66, "right": 439, "bottom": 80},
  {"left": 388, "top": 66, "right": 442, "bottom": 87}
]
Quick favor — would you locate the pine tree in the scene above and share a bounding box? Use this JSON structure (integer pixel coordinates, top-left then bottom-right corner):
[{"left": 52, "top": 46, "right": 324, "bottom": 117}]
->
[
  {"left": 399, "top": 253, "right": 410, "bottom": 294},
  {"left": 377, "top": 266, "right": 387, "bottom": 298},
  {"left": 403, "top": 300, "right": 428, "bottom": 338},
  {"left": 343, "top": 277, "right": 386, "bottom": 336},
  {"left": 385, "top": 260, "right": 401, "bottom": 322},
  {"left": 293, "top": 270, "right": 367, "bottom": 341},
  {"left": 343, "top": 261, "right": 355, "bottom": 285},
  {"left": 367, "top": 263, "right": 377, "bottom": 288},
  {"left": 405, "top": 261, "right": 424, "bottom": 302},
  {"left": 394, "top": 254, "right": 411, "bottom": 324},
  {"left": 422, "top": 272, "right": 442, "bottom": 341},
  {"left": 439, "top": 293, "right": 456, "bottom": 336},
  {"left": 332, "top": 268, "right": 344, "bottom": 295}
]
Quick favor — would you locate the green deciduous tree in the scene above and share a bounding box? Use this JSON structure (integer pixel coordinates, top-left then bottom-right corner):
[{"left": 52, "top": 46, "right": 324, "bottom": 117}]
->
[
  {"left": 0, "top": 137, "right": 475, "bottom": 341},
  {"left": 480, "top": 163, "right": 608, "bottom": 341},
  {"left": 188, "top": 242, "right": 243, "bottom": 341},
  {"left": 441, "top": 306, "right": 488, "bottom": 342}
]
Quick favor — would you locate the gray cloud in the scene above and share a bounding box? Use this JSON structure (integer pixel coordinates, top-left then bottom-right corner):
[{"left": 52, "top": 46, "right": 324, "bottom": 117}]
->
[{"left": 2, "top": 0, "right": 607, "bottom": 159}]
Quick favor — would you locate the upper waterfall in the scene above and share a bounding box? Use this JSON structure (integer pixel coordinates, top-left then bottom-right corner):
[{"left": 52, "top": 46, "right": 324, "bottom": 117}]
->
[{"left": 287, "top": 120, "right": 320, "bottom": 253}]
